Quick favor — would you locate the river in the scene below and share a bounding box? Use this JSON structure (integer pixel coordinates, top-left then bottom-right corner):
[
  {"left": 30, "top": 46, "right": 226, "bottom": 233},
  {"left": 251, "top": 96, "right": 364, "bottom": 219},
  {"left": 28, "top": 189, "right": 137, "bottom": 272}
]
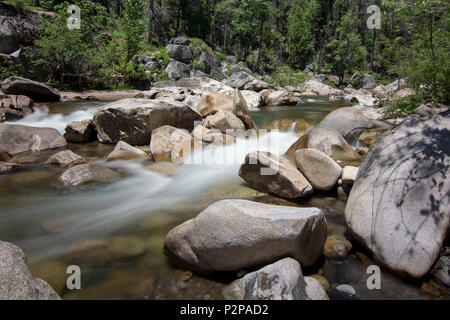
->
[{"left": 0, "top": 96, "right": 429, "bottom": 300}]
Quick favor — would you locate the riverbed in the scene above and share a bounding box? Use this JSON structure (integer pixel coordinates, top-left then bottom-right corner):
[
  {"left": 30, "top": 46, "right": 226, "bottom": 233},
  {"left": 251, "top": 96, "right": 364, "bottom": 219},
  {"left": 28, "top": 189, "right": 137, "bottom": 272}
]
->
[{"left": 0, "top": 96, "right": 431, "bottom": 300}]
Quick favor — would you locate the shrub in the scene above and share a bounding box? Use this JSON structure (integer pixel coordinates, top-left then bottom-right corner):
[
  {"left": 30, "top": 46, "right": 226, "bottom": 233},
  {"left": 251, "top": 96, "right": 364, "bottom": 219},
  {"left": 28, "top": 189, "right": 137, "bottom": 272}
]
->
[
  {"left": 384, "top": 94, "right": 423, "bottom": 118},
  {"left": 272, "top": 66, "right": 310, "bottom": 87},
  {"left": 189, "top": 38, "right": 213, "bottom": 60}
]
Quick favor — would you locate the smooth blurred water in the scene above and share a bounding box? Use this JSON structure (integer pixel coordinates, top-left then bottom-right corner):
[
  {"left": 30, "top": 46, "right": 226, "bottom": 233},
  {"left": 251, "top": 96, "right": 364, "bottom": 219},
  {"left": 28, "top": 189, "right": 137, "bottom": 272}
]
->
[{"left": 0, "top": 97, "right": 432, "bottom": 300}]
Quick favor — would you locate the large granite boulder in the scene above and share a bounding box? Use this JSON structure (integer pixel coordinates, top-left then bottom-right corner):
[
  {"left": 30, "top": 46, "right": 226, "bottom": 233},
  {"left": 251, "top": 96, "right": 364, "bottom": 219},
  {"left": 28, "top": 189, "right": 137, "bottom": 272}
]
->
[
  {"left": 164, "top": 200, "right": 327, "bottom": 274},
  {"left": 223, "top": 258, "right": 328, "bottom": 300},
  {"left": 93, "top": 98, "right": 202, "bottom": 145},
  {"left": 0, "top": 241, "right": 60, "bottom": 300},
  {"left": 197, "top": 90, "right": 254, "bottom": 129},
  {"left": 0, "top": 124, "right": 66, "bottom": 156},
  {"left": 345, "top": 111, "right": 450, "bottom": 278},
  {"left": 317, "top": 107, "right": 373, "bottom": 146},
  {"left": 285, "top": 126, "right": 361, "bottom": 166},
  {"left": 1, "top": 76, "right": 60, "bottom": 102},
  {"left": 239, "top": 151, "right": 313, "bottom": 199}
]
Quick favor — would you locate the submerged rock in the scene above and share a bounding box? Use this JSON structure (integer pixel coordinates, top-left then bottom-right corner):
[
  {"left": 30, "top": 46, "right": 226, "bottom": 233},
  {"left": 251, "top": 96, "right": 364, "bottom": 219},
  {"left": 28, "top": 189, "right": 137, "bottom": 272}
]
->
[
  {"left": 0, "top": 123, "right": 66, "bottom": 156},
  {"left": 345, "top": 112, "right": 450, "bottom": 278},
  {"left": 93, "top": 98, "right": 201, "bottom": 145},
  {"left": 45, "top": 150, "right": 84, "bottom": 168},
  {"left": 164, "top": 199, "right": 327, "bottom": 274},
  {"left": 64, "top": 119, "right": 97, "bottom": 143},
  {"left": 106, "top": 141, "right": 150, "bottom": 161},
  {"left": 0, "top": 241, "right": 60, "bottom": 300},
  {"left": 239, "top": 151, "right": 313, "bottom": 199},
  {"left": 66, "top": 235, "right": 150, "bottom": 265},
  {"left": 323, "top": 235, "right": 352, "bottom": 260},
  {"left": 58, "top": 163, "right": 119, "bottom": 187},
  {"left": 1, "top": 76, "right": 60, "bottom": 102},
  {"left": 294, "top": 148, "right": 342, "bottom": 191},
  {"left": 223, "top": 258, "right": 328, "bottom": 300}
]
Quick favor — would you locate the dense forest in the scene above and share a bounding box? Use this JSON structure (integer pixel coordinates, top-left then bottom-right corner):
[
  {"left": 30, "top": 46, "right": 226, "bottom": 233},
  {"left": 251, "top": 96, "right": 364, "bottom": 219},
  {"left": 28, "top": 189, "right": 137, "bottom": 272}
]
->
[{"left": 1, "top": 0, "right": 449, "bottom": 105}]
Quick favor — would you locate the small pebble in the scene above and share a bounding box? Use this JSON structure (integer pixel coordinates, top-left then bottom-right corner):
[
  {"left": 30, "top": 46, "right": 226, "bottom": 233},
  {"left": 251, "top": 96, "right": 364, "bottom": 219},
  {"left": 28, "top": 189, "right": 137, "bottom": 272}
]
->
[{"left": 179, "top": 271, "right": 193, "bottom": 281}]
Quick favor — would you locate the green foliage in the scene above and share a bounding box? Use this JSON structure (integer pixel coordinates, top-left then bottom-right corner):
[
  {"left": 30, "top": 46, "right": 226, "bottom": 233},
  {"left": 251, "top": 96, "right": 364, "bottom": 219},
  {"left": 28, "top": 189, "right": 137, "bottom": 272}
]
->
[
  {"left": 287, "top": 4, "right": 313, "bottom": 69},
  {"left": 121, "top": 0, "right": 146, "bottom": 73},
  {"left": 384, "top": 95, "right": 424, "bottom": 117},
  {"left": 0, "top": 58, "right": 19, "bottom": 79},
  {"left": 189, "top": 38, "right": 213, "bottom": 60},
  {"left": 271, "top": 66, "right": 310, "bottom": 87},
  {"left": 34, "top": 0, "right": 108, "bottom": 86},
  {"left": 189, "top": 59, "right": 206, "bottom": 73},
  {"left": 326, "top": 6, "right": 367, "bottom": 84},
  {"left": 154, "top": 48, "right": 170, "bottom": 68},
  {"left": 11, "top": 0, "right": 29, "bottom": 12}
]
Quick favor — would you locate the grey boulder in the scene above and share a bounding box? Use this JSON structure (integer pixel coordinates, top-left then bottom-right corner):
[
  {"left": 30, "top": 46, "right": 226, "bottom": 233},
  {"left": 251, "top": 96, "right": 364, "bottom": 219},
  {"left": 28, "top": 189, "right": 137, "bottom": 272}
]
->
[
  {"left": 345, "top": 112, "right": 450, "bottom": 278},
  {"left": 93, "top": 98, "right": 202, "bottom": 145},
  {"left": 294, "top": 148, "right": 342, "bottom": 191},
  {"left": 285, "top": 126, "right": 361, "bottom": 166},
  {"left": 164, "top": 199, "right": 327, "bottom": 274},
  {"left": 223, "top": 258, "right": 328, "bottom": 300},
  {"left": 0, "top": 241, "right": 60, "bottom": 300},
  {"left": 0, "top": 123, "right": 66, "bottom": 156},
  {"left": 1, "top": 76, "right": 60, "bottom": 102},
  {"left": 239, "top": 151, "right": 313, "bottom": 199},
  {"left": 64, "top": 119, "right": 97, "bottom": 143},
  {"left": 317, "top": 107, "right": 373, "bottom": 146},
  {"left": 165, "top": 44, "right": 193, "bottom": 64},
  {"left": 165, "top": 60, "right": 191, "bottom": 80}
]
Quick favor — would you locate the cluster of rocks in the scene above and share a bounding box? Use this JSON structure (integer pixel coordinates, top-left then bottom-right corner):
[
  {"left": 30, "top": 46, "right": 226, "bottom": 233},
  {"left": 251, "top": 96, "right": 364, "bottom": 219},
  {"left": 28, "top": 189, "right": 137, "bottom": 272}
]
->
[
  {"left": 164, "top": 199, "right": 329, "bottom": 300},
  {"left": 0, "top": 76, "right": 62, "bottom": 122}
]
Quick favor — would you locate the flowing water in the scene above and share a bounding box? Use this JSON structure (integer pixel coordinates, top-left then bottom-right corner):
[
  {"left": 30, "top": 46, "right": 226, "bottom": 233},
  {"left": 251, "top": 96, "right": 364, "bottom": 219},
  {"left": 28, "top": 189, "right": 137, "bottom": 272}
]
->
[{"left": 0, "top": 97, "right": 433, "bottom": 300}]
